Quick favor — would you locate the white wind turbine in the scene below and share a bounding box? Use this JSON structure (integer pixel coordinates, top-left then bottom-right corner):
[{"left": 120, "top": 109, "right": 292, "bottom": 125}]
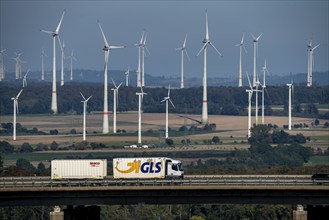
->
[
  {"left": 11, "top": 89, "right": 23, "bottom": 141},
  {"left": 141, "top": 32, "right": 150, "bottom": 87},
  {"left": 58, "top": 39, "right": 65, "bottom": 86},
  {"left": 176, "top": 34, "right": 190, "bottom": 89},
  {"left": 41, "top": 9, "right": 66, "bottom": 114},
  {"left": 236, "top": 33, "right": 247, "bottom": 87},
  {"left": 255, "top": 76, "right": 261, "bottom": 125},
  {"left": 98, "top": 20, "right": 125, "bottom": 134},
  {"left": 111, "top": 78, "right": 122, "bottom": 133},
  {"left": 161, "top": 85, "right": 175, "bottom": 139},
  {"left": 12, "top": 53, "right": 25, "bottom": 79},
  {"left": 286, "top": 81, "right": 293, "bottom": 130},
  {"left": 67, "top": 50, "right": 77, "bottom": 81},
  {"left": 22, "top": 69, "right": 30, "bottom": 88},
  {"left": 80, "top": 92, "right": 92, "bottom": 141},
  {"left": 135, "top": 32, "right": 144, "bottom": 87},
  {"left": 124, "top": 67, "right": 130, "bottom": 87},
  {"left": 260, "top": 59, "right": 269, "bottom": 124},
  {"left": 306, "top": 41, "right": 320, "bottom": 87},
  {"left": 196, "top": 9, "right": 222, "bottom": 125},
  {"left": 0, "top": 48, "right": 7, "bottom": 81},
  {"left": 246, "top": 73, "right": 254, "bottom": 138},
  {"left": 41, "top": 48, "right": 47, "bottom": 81},
  {"left": 136, "top": 86, "right": 147, "bottom": 144},
  {"left": 250, "top": 33, "right": 262, "bottom": 87}
]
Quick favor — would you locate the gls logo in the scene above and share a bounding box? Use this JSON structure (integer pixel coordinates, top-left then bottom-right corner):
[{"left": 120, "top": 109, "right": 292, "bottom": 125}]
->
[{"left": 115, "top": 160, "right": 162, "bottom": 174}]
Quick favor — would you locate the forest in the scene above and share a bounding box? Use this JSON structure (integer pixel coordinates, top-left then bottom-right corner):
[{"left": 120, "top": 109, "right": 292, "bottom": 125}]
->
[{"left": 0, "top": 82, "right": 328, "bottom": 119}]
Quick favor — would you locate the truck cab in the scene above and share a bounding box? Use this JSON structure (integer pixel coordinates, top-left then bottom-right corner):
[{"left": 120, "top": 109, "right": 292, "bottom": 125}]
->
[{"left": 165, "top": 158, "right": 184, "bottom": 179}]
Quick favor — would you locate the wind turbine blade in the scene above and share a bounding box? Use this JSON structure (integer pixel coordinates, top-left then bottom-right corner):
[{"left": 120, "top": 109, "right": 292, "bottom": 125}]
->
[
  {"left": 145, "top": 46, "right": 151, "bottom": 55},
  {"left": 16, "top": 89, "right": 23, "bottom": 99},
  {"left": 168, "top": 85, "right": 171, "bottom": 97},
  {"left": 250, "top": 32, "right": 256, "bottom": 40},
  {"left": 243, "top": 45, "right": 247, "bottom": 54},
  {"left": 97, "top": 20, "right": 110, "bottom": 48},
  {"left": 80, "top": 92, "right": 86, "bottom": 100},
  {"left": 183, "top": 34, "right": 187, "bottom": 48},
  {"left": 241, "top": 32, "right": 245, "bottom": 44},
  {"left": 196, "top": 43, "right": 207, "bottom": 57},
  {"left": 86, "top": 96, "right": 92, "bottom": 102},
  {"left": 55, "top": 9, "right": 66, "bottom": 34},
  {"left": 256, "top": 33, "right": 263, "bottom": 41},
  {"left": 24, "top": 69, "right": 30, "bottom": 77},
  {"left": 111, "top": 78, "right": 117, "bottom": 88},
  {"left": 118, "top": 82, "right": 122, "bottom": 89},
  {"left": 205, "top": 9, "right": 209, "bottom": 40},
  {"left": 139, "top": 32, "right": 145, "bottom": 45},
  {"left": 246, "top": 72, "right": 252, "bottom": 89},
  {"left": 313, "top": 44, "right": 320, "bottom": 50},
  {"left": 169, "top": 99, "right": 175, "bottom": 108},
  {"left": 185, "top": 49, "right": 191, "bottom": 61},
  {"left": 209, "top": 41, "right": 223, "bottom": 57},
  {"left": 40, "top": 30, "right": 54, "bottom": 35},
  {"left": 57, "top": 36, "right": 64, "bottom": 51}
]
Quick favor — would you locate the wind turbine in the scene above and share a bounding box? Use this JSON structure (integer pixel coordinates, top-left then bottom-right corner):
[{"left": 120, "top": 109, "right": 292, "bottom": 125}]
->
[
  {"left": 98, "top": 20, "right": 125, "bottom": 134},
  {"left": 66, "top": 50, "right": 77, "bottom": 81},
  {"left": 124, "top": 67, "right": 130, "bottom": 87},
  {"left": 111, "top": 78, "right": 122, "bottom": 134},
  {"left": 58, "top": 38, "right": 65, "bottom": 86},
  {"left": 176, "top": 34, "right": 190, "bottom": 89},
  {"left": 286, "top": 81, "right": 293, "bottom": 130},
  {"left": 0, "top": 48, "right": 7, "bottom": 81},
  {"left": 12, "top": 53, "right": 25, "bottom": 79},
  {"left": 236, "top": 33, "right": 247, "bottom": 87},
  {"left": 41, "top": 48, "right": 47, "bottom": 81},
  {"left": 22, "top": 69, "right": 30, "bottom": 88},
  {"left": 246, "top": 73, "right": 254, "bottom": 138},
  {"left": 80, "top": 92, "right": 92, "bottom": 141},
  {"left": 11, "top": 89, "right": 23, "bottom": 141},
  {"left": 260, "top": 59, "right": 269, "bottom": 124},
  {"left": 306, "top": 41, "right": 320, "bottom": 87},
  {"left": 250, "top": 33, "right": 262, "bottom": 87},
  {"left": 141, "top": 32, "right": 150, "bottom": 87},
  {"left": 136, "top": 86, "right": 147, "bottom": 144},
  {"left": 41, "top": 9, "right": 66, "bottom": 114},
  {"left": 161, "top": 85, "right": 175, "bottom": 139},
  {"left": 135, "top": 32, "right": 144, "bottom": 87},
  {"left": 196, "top": 9, "right": 222, "bottom": 125}
]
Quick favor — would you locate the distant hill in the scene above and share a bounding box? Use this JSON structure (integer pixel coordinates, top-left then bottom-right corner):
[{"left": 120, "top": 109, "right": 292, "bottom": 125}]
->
[{"left": 2, "top": 69, "right": 328, "bottom": 88}]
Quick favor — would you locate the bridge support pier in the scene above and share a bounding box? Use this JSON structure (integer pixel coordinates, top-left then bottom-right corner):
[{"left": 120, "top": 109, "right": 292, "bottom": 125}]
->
[
  {"left": 63, "top": 205, "right": 100, "bottom": 220},
  {"left": 293, "top": 205, "right": 307, "bottom": 220},
  {"left": 307, "top": 205, "right": 329, "bottom": 220}
]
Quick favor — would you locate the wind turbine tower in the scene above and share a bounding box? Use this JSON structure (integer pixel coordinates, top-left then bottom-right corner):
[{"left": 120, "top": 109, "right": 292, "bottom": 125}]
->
[
  {"left": 98, "top": 20, "right": 125, "bottom": 134},
  {"left": 59, "top": 39, "right": 65, "bottom": 86},
  {"left": 11, "top": 89, "right": 23, "bottom": 141},
  {"left": 135, "top": 32, "right": 144, "bottom": 87},
  {"left": 124, "top": 67, "right": 130, "bottom": 87},
  {"left": 111, "top": 79, "right": 122, "bottom": 133},
  {"left": 41, "top": 9, "right": 66, "bottom": 114},
  {"left": 236, "top": 33, "right": 247, "bottom": 87},
  {"left": 306, "top": 41, "right": 320, "bottom": 87},
  {"left": 286, "top": 82, "right": 293, "bottom": 130},
  {"left": 12, "top": 53, "right": 24, "bottom": 80},
  {"left": 80, "top": 92, "right": 92, "bottom": 141},
  {"left": 67, "top": 50, "right": 77, "bottom": 81},
  {"left": 246, "top": 73, "right": 253, "bottom": 138},
  {"left": 0, "top": 49, "right": 6, "bottom": 81},
  {"left": 161, "top": 85, "right": 175, "bottom": 139},
  {"left": 41, "top": 48, "right": 47, "bottom": 81},
  {"left": 260, "top": 59, "right": 269, "bottom": 124},
  {"left": 136, "top": 87, "right": 147, "bottom": 144},
  {"left": 176, "top": 34, "right": 190, "bottom": 89},
  {"left": 250, "top": 33, "right": 262, "bottom": 87},
  {"left": 197, "top": 9, "right": 222, "bottom": 125}
]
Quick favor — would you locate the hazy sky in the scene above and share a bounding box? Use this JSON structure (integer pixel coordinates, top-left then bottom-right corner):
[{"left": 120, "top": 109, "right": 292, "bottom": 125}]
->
[{"left": 1, "top": 0, "right": 328, "bottom": 79}]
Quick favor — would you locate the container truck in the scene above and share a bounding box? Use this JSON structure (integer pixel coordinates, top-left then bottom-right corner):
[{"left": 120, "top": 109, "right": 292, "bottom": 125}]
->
[
  {"left": 51, "top": 159, "right": 107, "bottom": 180},
  {"left": 113, "top": 157, "right": 184, "bottom": 179}
]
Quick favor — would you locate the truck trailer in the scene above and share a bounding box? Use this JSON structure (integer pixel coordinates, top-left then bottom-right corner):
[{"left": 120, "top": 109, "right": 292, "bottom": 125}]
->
[
  {"left": 51, "top": 159, "right": 107, "bottom": 180},
  {"left": 113, "top": 157, "right": 184, "bottom": 179}
]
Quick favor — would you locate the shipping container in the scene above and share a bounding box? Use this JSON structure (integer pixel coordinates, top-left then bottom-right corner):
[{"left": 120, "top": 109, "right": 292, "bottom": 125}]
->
[
  {"left": 51, "top": 159, "right": 107, "bottom": 180},
  {"left": 113, "top": 157, "right": 184, "bottom": 179}
]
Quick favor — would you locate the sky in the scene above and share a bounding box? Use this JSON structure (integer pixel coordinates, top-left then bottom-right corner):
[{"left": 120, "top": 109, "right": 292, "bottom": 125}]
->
[{"left": 1, "top": 0, "right": 328, "bottom": 79}]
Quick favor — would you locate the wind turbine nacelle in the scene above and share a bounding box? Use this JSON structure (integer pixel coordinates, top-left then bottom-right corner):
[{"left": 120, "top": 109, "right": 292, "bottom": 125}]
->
[{"left": 202, "top": 39, "right": 208, "bottom": 44}]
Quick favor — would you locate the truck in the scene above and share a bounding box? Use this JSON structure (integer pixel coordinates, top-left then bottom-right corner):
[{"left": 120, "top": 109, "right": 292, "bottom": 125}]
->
[
  {"left": 51, "top": 159, "right": 107, "bottom": 180},
  {"left": 113, "top": 157, "right": 184, "bottom": 179}
]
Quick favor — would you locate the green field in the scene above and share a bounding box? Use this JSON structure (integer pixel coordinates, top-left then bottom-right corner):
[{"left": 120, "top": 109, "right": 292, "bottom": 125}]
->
[{"left": 307, "top": 156, "right": 329, "bottom": 166}]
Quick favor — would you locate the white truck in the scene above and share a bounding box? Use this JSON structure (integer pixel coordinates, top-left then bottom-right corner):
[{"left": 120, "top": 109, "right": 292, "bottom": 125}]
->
[
  {"left": 113, "top": 157, "right": 184, "bottom": 179},
  {"left": 51, "top": 159, "right": 107, "bottom": 180}
]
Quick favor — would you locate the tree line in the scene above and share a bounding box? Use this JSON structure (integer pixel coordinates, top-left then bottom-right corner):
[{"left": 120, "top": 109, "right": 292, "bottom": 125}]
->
[{"left": 0, "top": 82, "right": 328, "bottom": 118}]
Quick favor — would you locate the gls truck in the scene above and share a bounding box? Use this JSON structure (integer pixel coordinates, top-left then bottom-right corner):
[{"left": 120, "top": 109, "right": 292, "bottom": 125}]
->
[{"left": 113, "top": 157, "right": 184, "bottom": 179}]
